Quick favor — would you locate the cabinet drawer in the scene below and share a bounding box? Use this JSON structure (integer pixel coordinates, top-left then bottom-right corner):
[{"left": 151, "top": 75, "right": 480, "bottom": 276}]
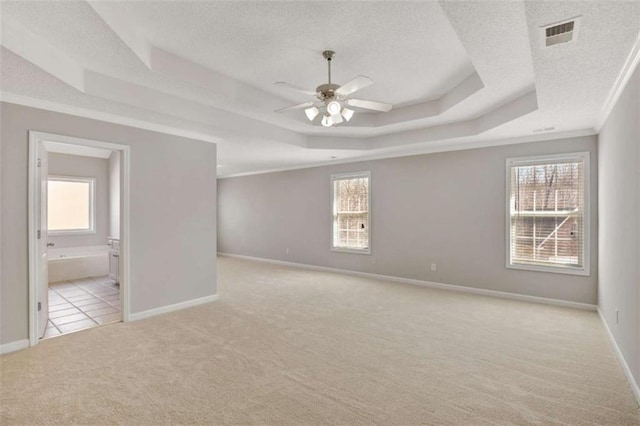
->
[{"left": 108, "top": 239, "right": 120, "bottom": 251}]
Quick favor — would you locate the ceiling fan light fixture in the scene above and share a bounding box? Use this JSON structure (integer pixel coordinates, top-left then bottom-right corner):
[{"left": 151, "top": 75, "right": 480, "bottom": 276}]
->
[
  {"left": 321, "top": 114, "right": 333, "bottom": 127},
  {"left": 304, "top": 106, "right": 319, "bottom": 121},
  {"left": 341, "top": 107, "right": 354, "bottom": 122},
  {"left": 274, "top": 50, "right": 392, "bottom": 128},
  {"left": 326, "top": 100, "right": 341, "bottom": 115}
]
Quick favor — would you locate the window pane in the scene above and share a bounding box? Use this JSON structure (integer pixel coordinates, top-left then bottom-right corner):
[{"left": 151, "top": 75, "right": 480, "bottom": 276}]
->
[
  {"left": 333, "top": 174, "right": 369, "bottom": 251},
  {"left": 48, "top": 179, "right": 92, "bottom": 231},
  {"left": 509, "top": 160, "right": 584, "bottom": 269}
]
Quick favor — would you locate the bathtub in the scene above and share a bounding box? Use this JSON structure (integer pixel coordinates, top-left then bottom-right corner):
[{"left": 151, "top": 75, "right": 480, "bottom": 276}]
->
[{"left": 48, "top": 245, "right": 110, "bottom": 283}]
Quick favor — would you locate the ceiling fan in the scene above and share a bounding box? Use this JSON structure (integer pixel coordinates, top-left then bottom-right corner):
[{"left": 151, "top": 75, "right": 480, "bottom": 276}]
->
[{"left": 274, "top": 50, "right": 393, "bottom": 127}]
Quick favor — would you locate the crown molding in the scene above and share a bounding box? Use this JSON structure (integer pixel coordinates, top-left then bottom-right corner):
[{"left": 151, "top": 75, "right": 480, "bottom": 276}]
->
[
  {"left": 595, "top": 31, "right": 640, "bottom": 132},
  {"left": 218, "top": 128, "right": 596, "bottom": 179},
  {"left": 0, "top": 92, "right": 221, "bottom": 144},
  {"left": 0, "top": 93, "right": 594, "bottom": 181}
]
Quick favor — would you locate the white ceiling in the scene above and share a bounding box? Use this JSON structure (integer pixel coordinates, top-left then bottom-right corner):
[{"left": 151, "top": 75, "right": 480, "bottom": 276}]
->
[{"left": 1, "top": 0, "right": 639, "bottom": 177}]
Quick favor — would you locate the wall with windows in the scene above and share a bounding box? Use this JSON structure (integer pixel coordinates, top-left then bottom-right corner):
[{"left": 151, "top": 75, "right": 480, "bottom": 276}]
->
[
  {"left": 0, "top": 102, "right": 218, "bottom": 346},
  {"left": 47, "top": 153, "right": 110, "bottom": 248},
  {"left": 598, "top": 64, "right": 640, "bottom": 386},
  {"left": 218, "top": 135, "right": 598, "bottom": 304}
]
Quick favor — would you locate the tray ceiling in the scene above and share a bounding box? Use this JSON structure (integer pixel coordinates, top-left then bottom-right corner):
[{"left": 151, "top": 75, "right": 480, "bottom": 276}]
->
[{"left": 1, "top": 0, "right": 639, "bottom": 176}]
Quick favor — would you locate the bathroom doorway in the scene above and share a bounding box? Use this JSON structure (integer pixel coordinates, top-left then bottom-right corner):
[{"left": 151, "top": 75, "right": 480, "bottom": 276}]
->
[{"left": 28, "top": 132, "right": 130, "bottom": 346}]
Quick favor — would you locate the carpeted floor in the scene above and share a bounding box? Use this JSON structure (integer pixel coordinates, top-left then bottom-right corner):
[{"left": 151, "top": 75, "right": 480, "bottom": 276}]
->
[{"left": 1, "top": 256, "right": 638, "bottom": 424}]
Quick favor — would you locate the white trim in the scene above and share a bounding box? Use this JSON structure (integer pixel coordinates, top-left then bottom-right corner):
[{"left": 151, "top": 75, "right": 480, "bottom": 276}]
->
[
  {"left": 121, "top": 146, "right": 131, "bottom": 322},
  {"left": 47, "top": 175, "right": 96, "bottom": 235},
  {"left": 330, "top": 171, "right": 372, "bottom": 255},
  {"left": 28, "top": 131, "right": 131, "bottom": 346},
  {"left": 596, "top": 31, "right": 640, "bottom": 132},
  {"left": 597, "top": 308, "right": 640, "bottom": 406},
  {"left": 218, "top": 253, "right": 597, "bottom": 311},
  {"left": 0, "top": 339, "right": 30, "bottom": 355},
  {"left": 218, "top": 129, "right": 597, "bottom": 179},
  {"left": 28, "top": 134, "right": 40, "bottom": 346},
  {"left": 1, "top": 93, "right": 220, "bottom": 145},
  {"left": 1, "top": 93, "right": 597, "bottom": 180},
  {"left": 505, "top": 152, "right": 591, "bottom": 276},
  {"left": 129, "top": 295, "right": 219, "bottom": 322}
]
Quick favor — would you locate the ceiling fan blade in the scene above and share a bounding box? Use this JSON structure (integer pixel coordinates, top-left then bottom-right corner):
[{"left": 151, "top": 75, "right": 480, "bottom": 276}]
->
[
  {"left": 336, "top": 75, "right": 373, "bottom": 96},
  {"left": 274, "top": 82, "right": 317, "bottom": 96},
  {"left": 347, "top": 98, "right": 393, "bottom": 112},
  {"left": 275, "top": 102, "right": 315, "bottom": 113}
]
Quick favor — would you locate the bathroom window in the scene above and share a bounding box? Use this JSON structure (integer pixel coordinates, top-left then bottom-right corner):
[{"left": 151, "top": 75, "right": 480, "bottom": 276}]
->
[
  {"left": 48, "top": 176, "right": 96, "bottom": 234},
  {"left": 331, "top": 171, "right": 371, "bottom": 254}
]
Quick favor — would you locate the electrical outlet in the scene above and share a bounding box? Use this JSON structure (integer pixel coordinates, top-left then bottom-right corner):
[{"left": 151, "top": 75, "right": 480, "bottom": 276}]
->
[
  {"left": 431, "top": 263, "right": 437, "bottom": 272},
  {"left": 616, "top": 309, "right": 619, "bottom": 324},
  {"left": 285, "top": 248, "right": 289, "bottom": 254}
]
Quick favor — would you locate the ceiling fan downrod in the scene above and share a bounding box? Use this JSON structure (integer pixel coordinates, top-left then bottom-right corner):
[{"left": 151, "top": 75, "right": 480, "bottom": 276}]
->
[
  {"left": 323, "top": 50, "right": 335, "bottom": 84},
  {"left": 317, "top": 50, "right": 339, "bottom": 101}
]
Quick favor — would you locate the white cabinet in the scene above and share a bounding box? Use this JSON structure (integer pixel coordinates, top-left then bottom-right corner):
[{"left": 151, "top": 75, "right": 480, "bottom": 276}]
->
[{"left": 108, "top": 238, "right": 120, "bottom": 283}]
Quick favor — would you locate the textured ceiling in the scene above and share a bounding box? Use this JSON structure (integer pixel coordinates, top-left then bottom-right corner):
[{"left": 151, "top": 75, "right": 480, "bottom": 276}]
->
[
  {"left": 525, "top": 0, "right": 640, "bottom": 126},
  {"left": 1, "top": 0, "right": 639, "bottom": 177},
  {"left": 113, "top": 1, "right": 474, "bottom": 106}
]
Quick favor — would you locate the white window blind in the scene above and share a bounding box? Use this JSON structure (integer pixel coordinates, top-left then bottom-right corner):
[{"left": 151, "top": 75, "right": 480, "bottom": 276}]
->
[
  {"left": 507, "top": 153, "right": 589, "bottom": 274},
  {"left": 48, "top": 176, "right": 95, "bottom": 234},
  {"left": 331, "top": 172, "right": 370, "bottom": 253}
]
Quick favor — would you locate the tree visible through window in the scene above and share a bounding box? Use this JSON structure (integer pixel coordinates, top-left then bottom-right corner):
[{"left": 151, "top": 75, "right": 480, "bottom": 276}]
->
[
  {"left": 331, "top": 172, "right": 370, "bottom": 253},
  {"left": 507, "top": 153, "right": 588, "bottom": 273},
  {"left": 48, "top": 176, "right": 95, "bottom": 233}
]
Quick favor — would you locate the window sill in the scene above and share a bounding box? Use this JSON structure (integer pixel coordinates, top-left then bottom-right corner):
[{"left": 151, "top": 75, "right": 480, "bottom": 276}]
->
[
  {"left": 48, "top": 230, "right": 97, "bottom": 236},
  {"left": 331, "top": 247, "right": 371, "bottom": 255},
  {"left": 506, "top": 262, "right": 589, "bottom": 276}
]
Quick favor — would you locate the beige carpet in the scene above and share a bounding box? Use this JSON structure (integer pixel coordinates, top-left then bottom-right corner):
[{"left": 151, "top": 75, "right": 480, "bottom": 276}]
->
[{"left": 1, "top": 256, "right": 638, "bottom": 425}]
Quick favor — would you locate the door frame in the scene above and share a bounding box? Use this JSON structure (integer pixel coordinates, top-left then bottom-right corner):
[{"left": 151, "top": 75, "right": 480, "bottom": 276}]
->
[{"left": 28, "top": 131, "right": 131, "bottom": 346}]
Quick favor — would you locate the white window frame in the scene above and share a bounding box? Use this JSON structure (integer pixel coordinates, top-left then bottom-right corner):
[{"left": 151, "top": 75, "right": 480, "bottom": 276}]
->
[
  {"left": 505, "top": 152, "right": 590, "bottom": 276},
  {"left": 331, "top": 171, "right": 372, "bottom": 255},
  {"left": 47, "top": 175, "right": 96, "bottom": 235}
]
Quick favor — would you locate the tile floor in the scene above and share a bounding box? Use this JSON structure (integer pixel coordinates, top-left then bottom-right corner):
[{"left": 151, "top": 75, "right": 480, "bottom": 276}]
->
[{"left": 45, "top": 276, "right": 120, "bottom": 339}]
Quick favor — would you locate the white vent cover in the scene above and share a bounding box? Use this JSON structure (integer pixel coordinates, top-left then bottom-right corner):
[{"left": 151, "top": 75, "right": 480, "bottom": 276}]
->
[{"left": 540, "top": 16, "right": 581, "bottom": 48}]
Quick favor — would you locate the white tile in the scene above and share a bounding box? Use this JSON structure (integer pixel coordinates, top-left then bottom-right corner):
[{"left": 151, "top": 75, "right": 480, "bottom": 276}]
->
[
  {"left": 57, "top": 319, "right": 97, "bottom": 334},
  {"left": 43, "top": 327, "right": 61, "bottom": 339},
  {"left": 93, "top": 313, "right": 120, "bottom": 325},
  {"left": 49, "top": 303, "right": 74, "bottom": 312},
  {"left": 49, "top": 307, "right": 81, "bottom": 319},
  {"left": 85, "top": 306, "right": 118, "bottom": 318},
  {"left": 51, "top": 312, "right": 90, "bottom": 326}
]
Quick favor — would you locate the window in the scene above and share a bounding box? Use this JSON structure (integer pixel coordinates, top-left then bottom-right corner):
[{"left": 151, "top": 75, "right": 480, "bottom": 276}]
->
[
  {"left": 331, "top": 171, "right": 371, "bottom": 254},
  {"left": 48, "top": 176, "right": 95, "bottom": 234},
  {"left": 506, "top": 153, "right": 589, "bottom": 275}
]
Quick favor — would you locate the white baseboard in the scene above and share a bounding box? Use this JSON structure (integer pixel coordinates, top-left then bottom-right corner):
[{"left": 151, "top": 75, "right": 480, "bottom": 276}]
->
[
  {"left": 598, "top": 308, "right": 640, "bottom": 406},
  {"left": 218, "top": 253, "right": 596, "bottom": 311},
  {"left": 0, "top": 339, "right": 29, "bottom": 355},
  {"left": 129, "top": 294, "right": 219, "bottom": 322}
]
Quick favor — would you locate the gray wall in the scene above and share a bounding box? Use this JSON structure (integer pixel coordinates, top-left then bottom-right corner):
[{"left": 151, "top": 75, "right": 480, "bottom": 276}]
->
[
  {"left": 0, "top": 102, "right": 218, "bottom": 345},
  {"left": 598, "top": 65, "right": 640, "bottom": 384},
  {"left": 47, "top": 152, "right": 110, "bottom": 248},
  {"left": 109, "top": 151, "right": 121, "bottom": 239},
  {"left": 218, "top": 136, "right": 598, "bottom": 305}
]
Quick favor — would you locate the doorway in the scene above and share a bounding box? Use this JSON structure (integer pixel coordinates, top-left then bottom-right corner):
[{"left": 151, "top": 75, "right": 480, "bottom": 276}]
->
[{"left": 28, "top": 132, "right": 130, "bottom": 346}]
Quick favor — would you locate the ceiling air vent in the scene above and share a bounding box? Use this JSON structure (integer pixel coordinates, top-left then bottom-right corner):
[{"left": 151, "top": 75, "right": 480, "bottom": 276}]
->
[{"left": 541, "top": 16, "right": 581, "bottom": 48}]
